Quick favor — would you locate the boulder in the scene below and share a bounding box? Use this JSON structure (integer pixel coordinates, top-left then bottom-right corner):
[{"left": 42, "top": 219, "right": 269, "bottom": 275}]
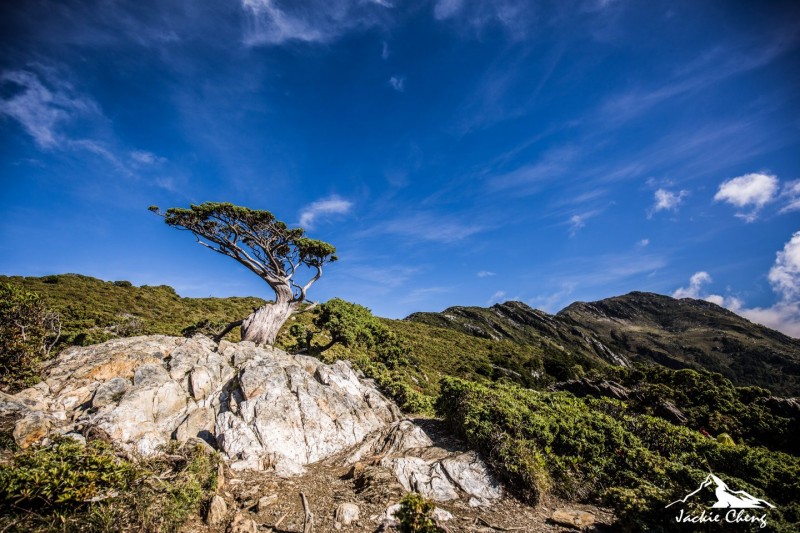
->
[
  {"left": 343, "top": 420, "right": 502, "bottom": 505},
  {"left": 551, "top": 509, "right": 595, "bottom": 529},
  {"left": 334, "top": 502, "right": 360, "bottom": 527},
  {"left": 228, "top": 512, "right": 258, "bottom": 533},
  {"left": 206, "top": 494, "right": 228, "bottom": 526}
]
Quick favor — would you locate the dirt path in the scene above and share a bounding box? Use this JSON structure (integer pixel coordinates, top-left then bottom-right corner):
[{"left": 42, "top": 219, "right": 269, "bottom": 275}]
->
[{"left": 183, "top": 453, "right": 615, "bottom": 532}]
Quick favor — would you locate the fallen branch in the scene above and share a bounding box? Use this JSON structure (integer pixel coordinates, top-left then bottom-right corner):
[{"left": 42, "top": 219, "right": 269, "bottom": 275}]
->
[
  {"left": 273, "top": 512, "right": 288, "bottom": 529},
  {"left": 300, "top": 492, "right": 314, "bottom": 533}
]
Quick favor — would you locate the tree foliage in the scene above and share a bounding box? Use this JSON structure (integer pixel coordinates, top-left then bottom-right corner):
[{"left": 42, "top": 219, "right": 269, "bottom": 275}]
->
[
  {"left": 150, "top": 202, "right": 337, "bottom": 304},
  {"left": 311, "top": 298, "right": 410, "bottom": 367},
  {"left": 0, "top": 283, "right": 61, "bottom": 391}
]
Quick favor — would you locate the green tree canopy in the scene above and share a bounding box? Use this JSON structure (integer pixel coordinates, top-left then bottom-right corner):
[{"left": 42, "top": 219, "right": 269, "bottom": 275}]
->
[{"left": 151, "top": 202, "right": 337, "bottom": 345}]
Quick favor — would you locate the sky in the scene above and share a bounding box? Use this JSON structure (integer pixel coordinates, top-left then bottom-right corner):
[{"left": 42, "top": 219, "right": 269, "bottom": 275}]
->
[{"left": 1, "top": 1, "right": 799, "bottom": 336}]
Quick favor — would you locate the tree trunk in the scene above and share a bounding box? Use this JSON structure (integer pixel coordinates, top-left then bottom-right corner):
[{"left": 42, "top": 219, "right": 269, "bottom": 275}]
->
[{"left": 240, "top": 300, "right": 297, "bottom": 346}]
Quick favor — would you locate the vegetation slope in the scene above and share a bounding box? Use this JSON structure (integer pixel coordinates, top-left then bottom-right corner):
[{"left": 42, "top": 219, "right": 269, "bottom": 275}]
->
[{"left": 1, "top": 275, "right": 798, "bottom": 531}]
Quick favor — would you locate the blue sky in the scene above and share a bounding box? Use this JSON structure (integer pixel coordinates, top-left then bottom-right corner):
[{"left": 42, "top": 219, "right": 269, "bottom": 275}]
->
[{"left": 1, "top": 1, "right": 799, "bottom": 335}]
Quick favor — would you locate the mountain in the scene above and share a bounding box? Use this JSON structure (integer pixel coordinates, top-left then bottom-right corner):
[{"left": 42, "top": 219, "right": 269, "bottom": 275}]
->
[{"left": 407, "top": 292, "right": 800, "bottom": 395}]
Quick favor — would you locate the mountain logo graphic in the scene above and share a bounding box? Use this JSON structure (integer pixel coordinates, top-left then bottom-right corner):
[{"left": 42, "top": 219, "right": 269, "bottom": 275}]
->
[{"left": 666, "top": 473, "right": 776, "bottom": 510}]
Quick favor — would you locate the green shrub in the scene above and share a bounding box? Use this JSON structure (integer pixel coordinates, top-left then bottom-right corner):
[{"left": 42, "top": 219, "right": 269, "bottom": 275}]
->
[
  {"left": 0, "top": 438, "right": 220, "bottom": 532},
  {"left": 436, "top": 377, "right": 800, "bottom": 532},
  {"left": 0, "top": 283, "right": 61, "bottom": 391},
  {"left": 396, "top": 492, "right": 442, "bottom": 533}
]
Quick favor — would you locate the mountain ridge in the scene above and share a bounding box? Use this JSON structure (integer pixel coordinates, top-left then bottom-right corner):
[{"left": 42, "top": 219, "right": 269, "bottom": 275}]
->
[{"left": 406, "top": 292, "right": 800, "bottom": 395}]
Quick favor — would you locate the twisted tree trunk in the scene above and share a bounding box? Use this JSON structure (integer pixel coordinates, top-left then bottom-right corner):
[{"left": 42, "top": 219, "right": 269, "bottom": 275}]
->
[{"left": 240, "top": 284, "right": 298, "bottom": 346}]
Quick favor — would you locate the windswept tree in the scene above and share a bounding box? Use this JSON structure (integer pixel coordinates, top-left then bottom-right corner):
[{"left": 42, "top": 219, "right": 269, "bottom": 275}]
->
[{"left": 150, "top": 202, "right": 337, "bottom": 345}]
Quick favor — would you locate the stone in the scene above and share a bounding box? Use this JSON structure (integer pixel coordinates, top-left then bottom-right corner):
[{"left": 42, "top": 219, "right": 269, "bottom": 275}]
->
[
  {"left": 431, "top": 508, "right": 453, "bottom": 522},
  {"left": 206, "top": 494, "right": 228, "bottom": 526},
  {"left": 334, "top": 502, "right": 360, "bottom": 526},
  {"left": 92, "top": 377, "right": 129, "bottom": 407},
  {"left": 133, "top": 363, "right": 170, "bottom": 387},
  {"left": 13, "top": 412, "right": 54, "bottom": 448},
  {"left": 551, "top": 509, "right": 595, "bottom": 529},
  {"left": 257, "top": 494, "right": 278, "bottom": 512},
  {"left": 189, "top": 366, "right": 214, "bottom": 400},
  {"left": 344, "top": 420, "right": 502, "bottom": 504},
  {"left": 228, "top": 512, "right": 258, "bottom": 533},
  {"left": 175, "top": 407, "right": 215, "bottom": 443}
]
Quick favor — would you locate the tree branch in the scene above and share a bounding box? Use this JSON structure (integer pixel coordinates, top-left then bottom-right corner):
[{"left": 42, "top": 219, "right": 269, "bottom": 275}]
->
[{"left": 213, "top": 319, "right": 244, "bottom": 343}]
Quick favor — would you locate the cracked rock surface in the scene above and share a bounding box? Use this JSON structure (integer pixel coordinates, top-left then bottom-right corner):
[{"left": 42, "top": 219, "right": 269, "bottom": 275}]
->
[{"left": 1, "top": 335, "right": 502, "bottom": 507}]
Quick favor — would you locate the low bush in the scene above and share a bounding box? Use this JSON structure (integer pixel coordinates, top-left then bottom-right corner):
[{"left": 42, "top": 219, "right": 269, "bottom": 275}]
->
[
  {"left": 0, "top": 438, "right": 219, "bottom": 532},
  {"left": 396, "top": 492, "right": 443, "bottom": 533}
]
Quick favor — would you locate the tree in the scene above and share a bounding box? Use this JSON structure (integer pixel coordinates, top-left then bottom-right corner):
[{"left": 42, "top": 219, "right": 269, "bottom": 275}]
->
[{"left": 150, "top": 202, "right": 337, "bottom": 345}]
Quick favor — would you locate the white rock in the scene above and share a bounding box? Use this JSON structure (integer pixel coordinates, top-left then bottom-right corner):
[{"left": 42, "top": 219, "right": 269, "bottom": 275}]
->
[{"left": 334, "top": 502, "right": 360, "bottom": 526}]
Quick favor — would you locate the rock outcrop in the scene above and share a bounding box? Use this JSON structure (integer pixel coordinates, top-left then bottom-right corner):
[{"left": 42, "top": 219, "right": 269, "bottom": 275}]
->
[
  {"left": 6, "top": 336, "right": 399, "bottom": 476},
  {"left": 341, "top": 419, "right": 502, "bottom": 506},
  {"left": 1, "top": 335, "right": 503, "bottom": 507}
]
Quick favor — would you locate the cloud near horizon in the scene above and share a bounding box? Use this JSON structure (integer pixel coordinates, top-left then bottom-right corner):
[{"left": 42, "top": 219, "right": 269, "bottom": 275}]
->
[{"left": 673, "top": 230, "right": 800, "bottom": 338}]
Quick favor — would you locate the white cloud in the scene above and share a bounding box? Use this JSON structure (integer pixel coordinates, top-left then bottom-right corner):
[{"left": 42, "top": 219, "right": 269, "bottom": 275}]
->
[
  {"left": 477, "top": 270, "right": 496, "bottom": 277},
  {"left": 648, "top": 188, "right": 688, "bottom": 217},
  {"left": 673, "top": 271, "right": 713, "bottom": 299},
  {"left": 672, "top": 231, "right": 800, "bottom": 337},
  {"left": 130, "top": 150, "right": 166, "bottom": 165},
  {"left": 767, "top": 230, "right": 800, "bottom": 301},
  {"left": 381, "top": 40, "right": 390, "bottom": 60},
  {"left": 637, "top": 238, "right": 650, "bottom": 247},
  {"left": 388, "top": 75, "right": 405, "bottom": 92},
  {"left": 714, "top": 172, "right": 778, "bottom": 222},
  {"left": 0, "top": 69, "right": 97, "bottom": 149},
  {"left": 486, "top": 290, "right": 507, "bottom": 305},
  {"left": 241, "top": 0, "right": 390, "bottom": 45},
  {"left": 568, "top": 209, "right": 601, "bottom": 237},
  {"left": 298, "top": 195, "right": 353, "bottom": 228},
  {"left": 779, "top": 180, "right": 800, "bottom": 214},
  {"left": 432, "top": 0, "right": 534, "bottom": 38}
]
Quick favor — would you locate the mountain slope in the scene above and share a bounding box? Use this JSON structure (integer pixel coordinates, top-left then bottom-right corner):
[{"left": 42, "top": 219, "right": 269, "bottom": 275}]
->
[
  {"left": 0, "top": 274, "right": 265, "bottom": 346},
  {"left": 407, "top": 293, "right": 800, "bottom": 395}
]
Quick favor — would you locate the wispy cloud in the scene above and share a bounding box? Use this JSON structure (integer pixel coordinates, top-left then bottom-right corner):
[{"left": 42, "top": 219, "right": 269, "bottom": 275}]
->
[
  {"left": 486, "top": 146, "right": 577, "bottom": 193},
  {"left": 779, "top": 180, "right": 800, "bottom": 214},
  {"left": 0, "top": 69, "right": 98, "bottom": 149},
  {"left": 648, "top": 188, "right": 688, "bottom": 218},
  {"left": 486, "top": 289, "right": 507, "bottom": 305},
  {"left": 372, "top": 211, "right": 485, "bottom": 243},
  {"left": 241, "top": 0, "right": 391, "bottom": 46},
  {"left": 298, "top": 195, "right": 353, "bottom": 228},
  {"left": 400, "top": 286, "right": 453, "bottom": 305},
  {"left": 388, "top": 75, "right": 405, "bottom": 92},
  {"left": 477, "top": 270, "right": 496, "bottom": 277},
  {"left": 601, "top": 32, "right": 798, "bottom": 124},
  {"left": 637, "top": 238, "right": 650, "bottom": 248},
  {"left": 568, "top": 209, "right": 602, "bottom": 237},
  {"left": 714, "top": 172, "right": 778, "bottom": 222},
  {"left": 433, "top": 0, "right": 536, "bottom": 39}
]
